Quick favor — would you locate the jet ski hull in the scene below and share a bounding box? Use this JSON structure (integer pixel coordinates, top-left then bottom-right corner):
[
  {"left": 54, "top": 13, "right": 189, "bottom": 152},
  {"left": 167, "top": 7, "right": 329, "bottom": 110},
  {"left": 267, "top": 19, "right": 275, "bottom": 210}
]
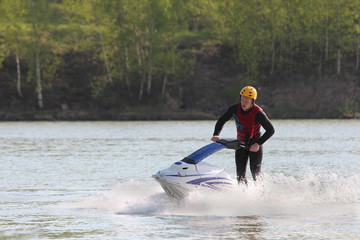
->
[
  {"left": 153, "top": 176, "right": 190, "bottom": 199},
  {"left": 153, "top": 160, "right": 235, "bottom": 199},
  {"left": 153, "top": 140, "right": 243, "bottom": 199}
]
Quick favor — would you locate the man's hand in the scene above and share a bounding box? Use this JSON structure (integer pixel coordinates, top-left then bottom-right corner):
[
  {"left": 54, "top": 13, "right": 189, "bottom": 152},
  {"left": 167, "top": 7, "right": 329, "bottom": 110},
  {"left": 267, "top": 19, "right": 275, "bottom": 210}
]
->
[
  {"left": 211, "top": 135, "right": 220, "bottom": 142},
  {"left": 249, "top": 143, "right": 260, "bottom": 152}
]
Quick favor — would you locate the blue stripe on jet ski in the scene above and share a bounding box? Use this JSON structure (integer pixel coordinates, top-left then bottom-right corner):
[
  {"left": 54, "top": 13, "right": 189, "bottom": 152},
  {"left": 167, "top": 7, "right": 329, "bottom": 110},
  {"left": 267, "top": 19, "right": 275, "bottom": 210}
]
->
[
  {"left": 165, "top": 174, "right": 200, "bottom": 177},
  {"left": 186, "top": 142, "right": 226, "bottom": 164},
  {"left": 186, "top": 177, "right": 232, "bottom": 189}
]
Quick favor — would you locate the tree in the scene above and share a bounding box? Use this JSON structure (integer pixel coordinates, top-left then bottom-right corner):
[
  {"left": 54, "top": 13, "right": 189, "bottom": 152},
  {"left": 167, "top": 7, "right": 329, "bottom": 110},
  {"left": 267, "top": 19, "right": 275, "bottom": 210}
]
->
[
  {"left": 0, "top": 0, "right": 30, "bottom": 98},
  {"left": 92, "top": 0, "right": 113, "bottom": 83}
]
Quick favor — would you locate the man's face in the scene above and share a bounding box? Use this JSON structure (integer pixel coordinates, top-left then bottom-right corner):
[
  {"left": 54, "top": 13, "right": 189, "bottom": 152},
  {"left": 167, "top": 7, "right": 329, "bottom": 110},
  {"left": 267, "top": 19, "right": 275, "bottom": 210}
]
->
[{"left": 241, "top": 96, "right": 253, "bottom": 111}]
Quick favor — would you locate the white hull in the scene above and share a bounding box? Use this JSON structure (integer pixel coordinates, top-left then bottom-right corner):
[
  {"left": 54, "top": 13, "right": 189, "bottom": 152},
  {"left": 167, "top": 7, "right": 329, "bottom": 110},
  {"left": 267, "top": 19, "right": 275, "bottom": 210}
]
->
[
  {"left": 153, "top": 176, "right": 190, "bottom": 199},
  {"left": 153, "top": 160, "right": 235, "bottom": 199},
  {"left": 153, "top": 140, "right": 242, "bottom": 199}
]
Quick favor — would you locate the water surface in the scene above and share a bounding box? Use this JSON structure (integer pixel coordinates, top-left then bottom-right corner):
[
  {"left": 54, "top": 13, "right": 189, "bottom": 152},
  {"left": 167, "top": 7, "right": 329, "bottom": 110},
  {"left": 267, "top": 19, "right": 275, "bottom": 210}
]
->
[{"left": 0, "top": 120, "right": 359, "bottom": 239}]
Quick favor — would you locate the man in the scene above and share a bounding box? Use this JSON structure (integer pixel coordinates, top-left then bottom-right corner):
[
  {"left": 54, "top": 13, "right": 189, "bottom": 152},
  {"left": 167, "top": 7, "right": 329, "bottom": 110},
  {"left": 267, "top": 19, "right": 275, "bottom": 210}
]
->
[{"left": 211, "top": 86, "right": 275, "bottom": 185}]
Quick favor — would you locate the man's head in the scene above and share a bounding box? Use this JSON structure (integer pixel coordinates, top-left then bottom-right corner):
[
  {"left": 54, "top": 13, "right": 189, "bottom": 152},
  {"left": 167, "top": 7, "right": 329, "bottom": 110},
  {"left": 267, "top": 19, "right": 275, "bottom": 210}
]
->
[
  {"left": 240, "top": 86, "right": 257, "bottom": 100},
  {"left": 240, "top": 86, "right": 257, "bottom": 111}
]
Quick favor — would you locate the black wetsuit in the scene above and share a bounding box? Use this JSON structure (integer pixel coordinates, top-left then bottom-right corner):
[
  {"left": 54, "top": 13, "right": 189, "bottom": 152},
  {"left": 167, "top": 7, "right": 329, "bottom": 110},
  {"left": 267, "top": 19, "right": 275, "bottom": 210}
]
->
[{"left": 213, "top": 103, "right": 275, "bottom": 184}]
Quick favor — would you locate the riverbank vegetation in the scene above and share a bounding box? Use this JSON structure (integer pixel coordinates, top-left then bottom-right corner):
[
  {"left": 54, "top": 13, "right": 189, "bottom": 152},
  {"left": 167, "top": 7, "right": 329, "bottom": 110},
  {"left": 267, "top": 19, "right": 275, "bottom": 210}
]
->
[{"left": 0, "top": 0, "right": 359, "bottom": 120}]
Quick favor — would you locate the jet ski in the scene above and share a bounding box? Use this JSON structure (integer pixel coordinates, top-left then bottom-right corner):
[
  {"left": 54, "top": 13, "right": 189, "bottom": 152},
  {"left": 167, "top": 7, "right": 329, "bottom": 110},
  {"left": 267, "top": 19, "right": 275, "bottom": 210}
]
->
[{"left": 152, "top": 139, "right": 246, "bottom": 199}]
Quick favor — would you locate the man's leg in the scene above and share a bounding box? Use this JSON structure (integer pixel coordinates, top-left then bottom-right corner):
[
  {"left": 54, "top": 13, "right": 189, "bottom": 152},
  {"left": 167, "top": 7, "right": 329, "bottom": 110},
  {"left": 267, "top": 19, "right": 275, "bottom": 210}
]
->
[
  {"left": 235, "top": 148, "right": 249, "bottom": 185},
  {"left": 249, "top": 145, "right": 263, "bottom": 181}
]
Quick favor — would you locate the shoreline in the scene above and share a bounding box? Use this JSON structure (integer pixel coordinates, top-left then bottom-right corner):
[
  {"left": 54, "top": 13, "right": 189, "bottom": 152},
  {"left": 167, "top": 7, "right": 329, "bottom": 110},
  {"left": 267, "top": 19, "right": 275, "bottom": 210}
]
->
[
  {"left": 0, "top": 109, "right": 218, "bottom": 121},
  {"left": 1, "top": 109, "right": 359, "bottom": 121}
]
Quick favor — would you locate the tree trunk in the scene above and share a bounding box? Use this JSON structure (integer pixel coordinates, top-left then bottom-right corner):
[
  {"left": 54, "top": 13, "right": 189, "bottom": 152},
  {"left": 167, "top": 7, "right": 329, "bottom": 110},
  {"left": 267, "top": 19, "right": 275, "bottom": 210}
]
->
[
  {"left": 318, "top": 33, "right": 322, "bottom": 80},
  {"left": 92, "top": 0, "right": 112, "bottom": 83},
  {"left": 325, "top": 8, "right": 329, "bottom": 61},
  {"left": 136, "top": 42, "right": 146, "bottom": 101},
  {"left": 337, "top": 37, "right": 341, "bottom": 76},
  {"left": 124, "top": 45, "right": 132, "bottom": 97},
  {"left": 161, "top": 74, "right": 167, "bottom": 97},
  {"left": 35, "top": 35, "right": 43, "bottom": 109},
  {"left": 357, "top": 38, "right": 359, "bottom": 73},
  {"left": 99, "top": 29, "right": 113, "bottom": 83},
  {"left": 139, "top": 75, "right": 145, "bottom": 101},
  {"left": 117, "top": 0, "right": 131, "bottom": 97},
  {"left": 356, "top": 18, "right": 360, "bottom": 72},
  {"left": 270, "top": 36, "right": 275, "bottom": 75},
  {"left": 31, "top": 0, "right": 43, "bottom": 109},
  {"left": 16, "top": 52, "right": 23, "bottom": 98},
  {"left": 336, "top": 3, "right": 341, "bottom": 77},
  {"left": 146, "top": 5, "right": 154, "bottom": 96}
]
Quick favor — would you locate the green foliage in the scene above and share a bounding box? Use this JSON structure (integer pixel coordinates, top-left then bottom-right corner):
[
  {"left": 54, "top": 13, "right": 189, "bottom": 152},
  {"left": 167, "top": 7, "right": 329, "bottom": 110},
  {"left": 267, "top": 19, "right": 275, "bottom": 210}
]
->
[{"left": 0, "top": 0, "right": 359, "bottom": 113}]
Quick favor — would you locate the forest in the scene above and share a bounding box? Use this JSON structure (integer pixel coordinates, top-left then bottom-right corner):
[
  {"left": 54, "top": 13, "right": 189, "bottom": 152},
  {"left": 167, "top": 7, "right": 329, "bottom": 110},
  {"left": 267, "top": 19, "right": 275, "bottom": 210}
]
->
[{"left": 0, "top": 0, "right": 360, "bottom": 120}]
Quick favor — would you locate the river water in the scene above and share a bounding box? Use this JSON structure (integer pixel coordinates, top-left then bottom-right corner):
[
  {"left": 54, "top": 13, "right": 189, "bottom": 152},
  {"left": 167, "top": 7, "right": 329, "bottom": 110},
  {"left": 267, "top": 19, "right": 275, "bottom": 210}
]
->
[{"left": 0, "top": 120, "right": 359, "bottom": 239}]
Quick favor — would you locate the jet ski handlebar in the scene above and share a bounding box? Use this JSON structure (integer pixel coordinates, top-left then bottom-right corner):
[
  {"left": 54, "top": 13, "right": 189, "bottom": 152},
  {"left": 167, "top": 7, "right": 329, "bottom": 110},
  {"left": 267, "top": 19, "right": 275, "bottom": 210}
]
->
[
  {"left": 216, "top": 139, "right": 248, "bottom": 150},
  {"left": 181, "top": 139, "right": 248, "bottom": 165}
]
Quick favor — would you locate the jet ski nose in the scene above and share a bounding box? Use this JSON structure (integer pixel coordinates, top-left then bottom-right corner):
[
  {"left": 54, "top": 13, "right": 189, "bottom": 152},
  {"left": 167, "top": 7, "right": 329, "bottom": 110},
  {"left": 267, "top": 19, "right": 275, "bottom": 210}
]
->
[{"left": 152, "top": 170, "right": 162, "bottom": 179}]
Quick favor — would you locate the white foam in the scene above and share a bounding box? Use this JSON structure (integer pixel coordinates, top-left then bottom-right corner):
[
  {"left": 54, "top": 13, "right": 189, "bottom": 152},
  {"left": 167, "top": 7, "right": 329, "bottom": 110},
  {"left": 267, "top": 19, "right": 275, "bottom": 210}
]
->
[{"left": 71, "top": 173, "right": 360, "bottom": 217}]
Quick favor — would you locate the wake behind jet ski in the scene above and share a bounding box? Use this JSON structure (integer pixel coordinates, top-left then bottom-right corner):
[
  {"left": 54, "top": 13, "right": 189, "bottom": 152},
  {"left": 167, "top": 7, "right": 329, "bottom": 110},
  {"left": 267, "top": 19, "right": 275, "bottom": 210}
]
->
[{"left": 152, "top": 139, "right": 247, "bottom": 199}]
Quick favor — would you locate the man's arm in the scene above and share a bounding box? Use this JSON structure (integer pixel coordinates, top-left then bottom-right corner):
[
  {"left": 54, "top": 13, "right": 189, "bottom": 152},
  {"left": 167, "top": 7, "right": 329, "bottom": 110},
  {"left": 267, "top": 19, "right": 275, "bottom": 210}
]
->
[
  {"left": 255, "top": 110, "right": 275, "bottom": 145},
  {"left": 212, "top": 104, "right": 237, "bottom": 140}
]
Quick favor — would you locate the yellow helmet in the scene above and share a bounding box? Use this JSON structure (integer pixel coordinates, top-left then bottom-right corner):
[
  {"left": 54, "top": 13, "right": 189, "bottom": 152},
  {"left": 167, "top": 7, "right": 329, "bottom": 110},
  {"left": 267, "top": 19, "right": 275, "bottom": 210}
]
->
[{"left": 240, "top": 86, "right": 257, "bottom": 100}]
